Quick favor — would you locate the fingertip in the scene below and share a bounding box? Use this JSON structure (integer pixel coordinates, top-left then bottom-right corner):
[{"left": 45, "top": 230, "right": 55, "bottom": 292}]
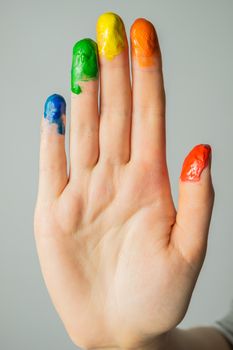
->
[
  {"left": 44, "top": 94, "right": 66, "bottom": 135},
  {"left": 180, "top": 144, "right": 212, "bottom": 182},
  {"left": 130, "top": 18, "right": 156, "bottom": 44},
  {"left": 130, "top": 17, "right": 161, "bottom": 68},
  {"left": 96, "top": 12, "right": 126, "bottom": 61},
  {"left": 178, "top": 144, "right": 214, "bottom": 215},
  {"left": 71, "top": 38, "right": 99, "bottom": 95}
]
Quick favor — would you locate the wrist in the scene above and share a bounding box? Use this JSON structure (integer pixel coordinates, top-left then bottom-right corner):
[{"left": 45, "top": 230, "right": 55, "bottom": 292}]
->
[
  {"left": 133, "top": 333, "right": 170, "bottom": 350},
  {"left": 92, "top": 333, "right": 170, "bottom": 350}
]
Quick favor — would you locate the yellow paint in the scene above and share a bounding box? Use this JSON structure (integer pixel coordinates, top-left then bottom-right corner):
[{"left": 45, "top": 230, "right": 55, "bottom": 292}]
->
[{"left": 96, "top": 12, "right": 125, "bottom": 60}]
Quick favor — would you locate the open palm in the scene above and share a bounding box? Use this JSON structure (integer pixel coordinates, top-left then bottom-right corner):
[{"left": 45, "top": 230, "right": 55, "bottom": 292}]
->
[{"left": 34, "top": 14, "right": 214, "bottom": 350}]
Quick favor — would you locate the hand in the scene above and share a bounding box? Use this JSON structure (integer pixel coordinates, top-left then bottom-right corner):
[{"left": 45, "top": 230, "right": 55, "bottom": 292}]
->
[{"left": 34, "top": 13, "right": 214, "bottom": 350}]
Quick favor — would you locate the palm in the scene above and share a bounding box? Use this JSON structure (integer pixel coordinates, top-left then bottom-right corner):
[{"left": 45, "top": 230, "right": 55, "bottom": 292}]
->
[{"left": 35, "top": 161, "right": 203, "bottom": 348}]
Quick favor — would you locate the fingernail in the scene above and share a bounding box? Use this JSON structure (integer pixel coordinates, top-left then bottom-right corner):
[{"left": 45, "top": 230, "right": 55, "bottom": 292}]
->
[
  {"left": 71, "top": 38, "right": 99, "bottom": 95},
  {"left": 130, "top": 18, "right": 159, "bottom": 67},
  {"left": 44, "top": 94, "right": 66, "bottom": 135},
  {"left": 180, "top": 144, "right": 211, "bottom": 182},
  {"left": 96, "top": 12, "right": 125, "bottom": 60}
]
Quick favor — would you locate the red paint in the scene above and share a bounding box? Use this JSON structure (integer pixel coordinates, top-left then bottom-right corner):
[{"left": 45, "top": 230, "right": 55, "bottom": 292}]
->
[{"left": 180, "top": 144, "right": 211, "bottom": 182}]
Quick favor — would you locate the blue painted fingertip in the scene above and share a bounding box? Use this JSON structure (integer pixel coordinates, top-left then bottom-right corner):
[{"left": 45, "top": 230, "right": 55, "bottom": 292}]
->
[{"left": 44, "top": 94, "right": 66, "bottom": 135}]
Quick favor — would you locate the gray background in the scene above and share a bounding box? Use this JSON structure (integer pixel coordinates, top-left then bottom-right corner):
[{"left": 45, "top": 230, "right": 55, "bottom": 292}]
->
[{"left": 1, "top": 0, "right": 233, "bottom": 349}]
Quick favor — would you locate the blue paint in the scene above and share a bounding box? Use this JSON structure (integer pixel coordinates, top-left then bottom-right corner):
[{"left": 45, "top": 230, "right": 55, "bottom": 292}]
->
[{"left": 44, "top": 94, "right": 66, "bottom": 135}]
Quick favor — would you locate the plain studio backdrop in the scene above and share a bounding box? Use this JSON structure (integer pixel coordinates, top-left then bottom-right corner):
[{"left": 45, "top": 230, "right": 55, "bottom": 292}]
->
[{"left": 1, "top": 0, "right": 233, "bottom": 349}]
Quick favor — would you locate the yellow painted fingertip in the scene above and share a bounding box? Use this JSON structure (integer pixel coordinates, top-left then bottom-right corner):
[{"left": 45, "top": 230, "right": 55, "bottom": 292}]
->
[{"left": 96, "top": 12, "right": 125, "bottom": 60}]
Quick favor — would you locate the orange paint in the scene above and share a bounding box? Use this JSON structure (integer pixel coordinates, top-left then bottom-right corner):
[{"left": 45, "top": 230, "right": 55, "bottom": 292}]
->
[
  {"left": 130, "top": 18, "right": 159, "bottom": 67},
  {"left": 180, "top": 144, "right": 211, "bottom": 182}
]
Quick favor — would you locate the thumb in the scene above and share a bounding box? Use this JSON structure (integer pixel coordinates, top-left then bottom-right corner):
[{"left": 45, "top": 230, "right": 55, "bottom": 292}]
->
[{"left": 171, "top": 144, "right": 215, "bottom": 265}]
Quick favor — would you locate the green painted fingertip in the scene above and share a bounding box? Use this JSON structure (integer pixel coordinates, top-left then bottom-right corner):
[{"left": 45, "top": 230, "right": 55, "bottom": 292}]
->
[{"left": 71, "top": 38, "right": 99, "bottom": 94}]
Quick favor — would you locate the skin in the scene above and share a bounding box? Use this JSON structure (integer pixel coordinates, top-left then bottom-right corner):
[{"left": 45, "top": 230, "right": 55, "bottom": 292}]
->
[{"left": 34, "top": 13, "right": 229, "bottom": 350}]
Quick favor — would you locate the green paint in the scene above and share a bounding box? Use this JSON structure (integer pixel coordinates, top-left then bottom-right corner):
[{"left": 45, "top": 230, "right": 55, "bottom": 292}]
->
[{"left": 71, "top": 38, "right": 99, "bottom": 94}]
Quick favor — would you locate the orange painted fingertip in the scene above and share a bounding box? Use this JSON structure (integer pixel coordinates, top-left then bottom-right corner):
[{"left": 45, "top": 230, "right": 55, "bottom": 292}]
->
[
  {"left": 130, "top": 18, "right": 160, "bottom": 67},
  {"left": 180, "top": 144, "right": 212, "bottom": 182}
]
